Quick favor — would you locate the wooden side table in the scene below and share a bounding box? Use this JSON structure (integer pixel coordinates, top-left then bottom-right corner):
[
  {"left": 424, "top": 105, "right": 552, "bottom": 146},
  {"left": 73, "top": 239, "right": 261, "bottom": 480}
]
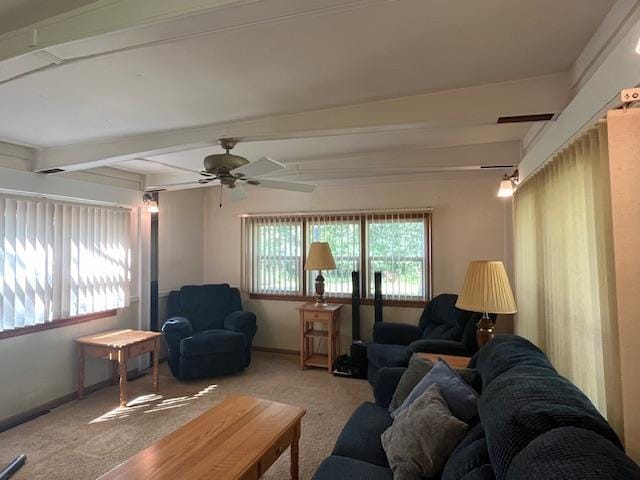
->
[
  {"left": 415, "top": 352, "right": 472, "bottom": 369},
  {"left": 297, "top": 303, "right": 342, "bottom": 372},
  {"left": 75, "top": 329, "right": 163, "bottom": 406}
]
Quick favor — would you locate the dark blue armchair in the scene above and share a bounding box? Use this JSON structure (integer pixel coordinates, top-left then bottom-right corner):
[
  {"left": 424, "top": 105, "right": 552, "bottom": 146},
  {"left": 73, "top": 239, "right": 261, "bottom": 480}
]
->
[
  {"left": 367, "top": 293, "right": 490, "bottom": 384},
  {"left": 162, "top": 284, "right": 257, "bottom": 380}
]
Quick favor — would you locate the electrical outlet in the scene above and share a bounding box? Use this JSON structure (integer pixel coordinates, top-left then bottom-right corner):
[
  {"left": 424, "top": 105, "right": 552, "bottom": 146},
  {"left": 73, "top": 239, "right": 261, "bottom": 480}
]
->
[{"left": 621, "top": 88, "right": 640, "bottom": 103}]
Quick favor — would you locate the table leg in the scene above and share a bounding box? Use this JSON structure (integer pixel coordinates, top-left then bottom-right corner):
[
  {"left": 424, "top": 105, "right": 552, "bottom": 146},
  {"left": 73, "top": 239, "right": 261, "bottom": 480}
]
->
[
  {"left": 327, "top": 316, "right": 334, "bottom": 373},
  {"left": 290, "top": 439, "right": 299, "bottom": 480},
  {"left": 290, "top": 422, "right": 300, "bottom": 480},
  {"left": 152, "top": 339, "right": 160, "bottom": 393},
  {"left": 76, "top": 343, "right": 84, "bottom": 400},
  {"left": 117, "top": 349, "right": 128, "bottom": 407},
  {"left": 299, "top": 315, "right": 305, "bottom": 369},
  {"left": 111, "top": 359, "right": 118, "bottom": 386}
]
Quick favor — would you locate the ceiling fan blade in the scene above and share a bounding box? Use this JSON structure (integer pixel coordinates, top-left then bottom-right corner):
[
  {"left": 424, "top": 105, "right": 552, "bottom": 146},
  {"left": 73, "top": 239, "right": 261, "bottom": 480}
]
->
[
  {"left": 144, "top": 178, "right": 218, "bottom": 191},
  {"left": 227, "top": 184, "right": 248, "bottom": 201},
  {"left": 231, "top": 156, "right": 285, "bottom": 178},
  {"left": 248, "top": 178, "right": 316, "bottom": 193}
]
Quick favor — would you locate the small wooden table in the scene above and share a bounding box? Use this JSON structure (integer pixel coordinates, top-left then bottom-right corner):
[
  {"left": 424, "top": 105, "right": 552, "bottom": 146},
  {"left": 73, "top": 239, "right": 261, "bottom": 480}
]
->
[
  {"left": 297, "top": 303, "right": 343, "bottom": 372},
  {"left": 97, "top": 395, "right": 306, "bottom": 480},
  {"left": 75, "top": 329, "right": 162, "bottom": 406},
  {"left": 416, "top": 352, "right": 472, "bottom": 369}
]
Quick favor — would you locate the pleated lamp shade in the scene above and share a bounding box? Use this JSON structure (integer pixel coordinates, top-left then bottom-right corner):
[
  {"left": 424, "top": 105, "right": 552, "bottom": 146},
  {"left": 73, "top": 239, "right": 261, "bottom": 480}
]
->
[
  {"left": 456, "top": 261, "right": 517, "bottom": 314},
  {"left": 305, "top": 242, "right": 336, "bottom": 270}
]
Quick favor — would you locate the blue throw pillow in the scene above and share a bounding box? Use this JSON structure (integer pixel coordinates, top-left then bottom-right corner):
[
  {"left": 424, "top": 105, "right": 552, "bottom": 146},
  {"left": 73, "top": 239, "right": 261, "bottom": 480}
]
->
[{"left": 392, "top": 359, "right": 479, "bottom": 422}]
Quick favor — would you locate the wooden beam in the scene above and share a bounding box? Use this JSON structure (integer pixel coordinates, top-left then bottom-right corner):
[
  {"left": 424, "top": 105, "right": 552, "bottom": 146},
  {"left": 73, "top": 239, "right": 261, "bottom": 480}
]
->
[
  {"left": 35, "top": 74, "right": 568, "bottom": 172},
  {"left": 520, "top": 10, "right": 640, "bottom": 181},
  {"left": 0, "top": 0, "right": 245, "bottom": 64}
]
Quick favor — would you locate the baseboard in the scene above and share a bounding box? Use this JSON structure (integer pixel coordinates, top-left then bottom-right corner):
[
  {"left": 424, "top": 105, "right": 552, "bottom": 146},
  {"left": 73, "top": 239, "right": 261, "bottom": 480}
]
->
[
  {"left": 0, "top": 367, "right": 141, "bottom": 434},
  {"left": 253, "top": 346, "right": 299, "bottom": 356}
]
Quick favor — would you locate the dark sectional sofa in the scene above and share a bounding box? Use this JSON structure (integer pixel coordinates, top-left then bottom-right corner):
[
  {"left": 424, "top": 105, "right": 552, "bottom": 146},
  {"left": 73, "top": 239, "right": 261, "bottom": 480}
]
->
[{"left": 313, "top": 335, "right": 640, "bottom": 480}]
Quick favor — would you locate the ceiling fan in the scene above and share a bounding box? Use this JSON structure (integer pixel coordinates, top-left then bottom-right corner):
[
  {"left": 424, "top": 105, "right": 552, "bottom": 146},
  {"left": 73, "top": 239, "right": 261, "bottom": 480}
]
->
[{"left": 145, "top": 138, "right": 316, "bottom": 202}]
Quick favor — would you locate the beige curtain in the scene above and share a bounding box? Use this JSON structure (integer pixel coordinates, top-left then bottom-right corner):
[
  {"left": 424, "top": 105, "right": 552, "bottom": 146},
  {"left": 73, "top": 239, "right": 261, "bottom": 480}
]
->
[{"left": 514, "top": 120, "right": 622, "bottom": 433}]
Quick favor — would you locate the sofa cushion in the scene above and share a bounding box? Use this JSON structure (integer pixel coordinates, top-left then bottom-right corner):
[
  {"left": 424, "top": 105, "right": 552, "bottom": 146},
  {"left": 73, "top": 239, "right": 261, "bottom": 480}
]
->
[
  {"left": 472, "top": 335, "right": 555, "bottom": 389},
  {"left": 180, "top": 284, "right": 234, "bottom": 331},
  {"left": 390, "top": 354, "right": 477, "bottom": 411},
  {"left": 312, "top": 456, "right": 393, "bottom": 480},
  {"left": 480, "top": 365, "right": 622, "bottom": 480},
  {"left": 393, "top": 359, "right": 479, "bottom": 423},
  {"left": 442, "top": 421, "right": 495, "bottom": 480},
  {"left": 367, "top": 343, "right": 411, "bottom": 369},
  {"left": 332, "top": 402, "right": 392, "bottom": 468},
  {"left": 507, "top": 427, "right": 640, "bottom": 480},
  {"left": 382, "top": 384, "right": 469, "bottom": 480},
  {"left": 180, "top": 330, "right": 245, "bottom": 357}
]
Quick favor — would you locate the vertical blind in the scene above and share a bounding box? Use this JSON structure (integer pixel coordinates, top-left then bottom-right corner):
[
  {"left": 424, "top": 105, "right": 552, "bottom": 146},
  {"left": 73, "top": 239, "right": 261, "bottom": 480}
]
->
[
  {"left": 0, "top": 194, "right": 131, "bottom": 332},
  {"left": 514, "top": 120, "right": 622, "bottom": 430},
  {"left": 306, "top": 214, "right": 360, "bottom": 297},
  {"left": 365, "top": 212, "right": 429, "bottom": 301},
  {"left": 241, "top": 210, "right": 431, "bottom": 301}
]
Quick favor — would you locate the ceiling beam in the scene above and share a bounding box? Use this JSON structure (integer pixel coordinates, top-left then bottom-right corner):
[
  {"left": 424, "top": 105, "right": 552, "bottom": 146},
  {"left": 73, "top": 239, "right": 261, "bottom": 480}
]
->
[
  {"left": 520, "top": 9, "right": 640, "bottom": 181},
  {"left": 0, "top": 0, "right": 247, "bottom": 64},
  {"left": 35, "top": 73, "right": 568, "bottom": 172},
  {"left": 0, "top": 0, "right": 386, "bottom": 84}
]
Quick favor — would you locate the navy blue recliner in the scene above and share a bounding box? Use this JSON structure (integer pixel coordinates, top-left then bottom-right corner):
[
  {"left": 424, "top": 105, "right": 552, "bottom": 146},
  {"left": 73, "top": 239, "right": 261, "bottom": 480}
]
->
[
  {"left": 367, "top": 293, "right": 490, "bottom": 384},
  {"left": 162, "top": 284, "right": 257, "bottom": 380}
]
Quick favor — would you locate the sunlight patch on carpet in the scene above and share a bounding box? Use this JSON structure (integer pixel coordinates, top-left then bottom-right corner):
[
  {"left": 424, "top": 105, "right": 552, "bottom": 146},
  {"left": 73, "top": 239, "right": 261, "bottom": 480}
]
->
[{"left": 89, "top": 385, "right": 218, "bottom": 424}]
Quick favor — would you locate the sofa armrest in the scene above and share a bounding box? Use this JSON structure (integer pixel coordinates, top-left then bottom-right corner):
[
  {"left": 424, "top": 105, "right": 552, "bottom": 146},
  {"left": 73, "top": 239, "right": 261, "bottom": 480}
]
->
[
  {"left": 373, "top": 367, "right": 406, "bottom": 408},
  {"left": 162, "top": 316, "right": 193, "bottom": 350},
  {"left": 373, "top": 322, "right": 422, "bottom": 345},
  {"left": 408, "top": 338, "right": 471, "bottom": 356},
  {"left": 224, "top": 311, "right": 257, "bottom": 341}
]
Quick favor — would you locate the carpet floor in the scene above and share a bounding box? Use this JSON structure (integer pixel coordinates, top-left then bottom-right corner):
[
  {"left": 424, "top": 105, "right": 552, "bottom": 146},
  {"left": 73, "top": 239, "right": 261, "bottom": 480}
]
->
[{"left": 0, "top": 351, "right": 372, "bottom": 480}]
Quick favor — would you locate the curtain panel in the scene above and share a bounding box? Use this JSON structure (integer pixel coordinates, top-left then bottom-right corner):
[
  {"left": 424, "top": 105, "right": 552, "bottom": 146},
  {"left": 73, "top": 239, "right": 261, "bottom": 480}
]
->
[
  {"left": 0, "top": 194, "right": 131, "bottom": 332},
  {"left": 514, "top": 120, "right": 622, "bottom": 431}
]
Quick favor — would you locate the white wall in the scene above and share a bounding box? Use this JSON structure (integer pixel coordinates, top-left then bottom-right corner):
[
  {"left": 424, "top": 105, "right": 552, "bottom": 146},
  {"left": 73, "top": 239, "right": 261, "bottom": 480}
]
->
[
  {"left": 203, "top": 175, "right": 514, "bottom": 353},
  {"left": 0, "top": 152, "right": 150, "bottom": 422},
  {"left": 158, "top": 188, "right": 205, "bottom": 293},
  {"left": 0, "top": 304, "right": 141, "bottom": 421}
]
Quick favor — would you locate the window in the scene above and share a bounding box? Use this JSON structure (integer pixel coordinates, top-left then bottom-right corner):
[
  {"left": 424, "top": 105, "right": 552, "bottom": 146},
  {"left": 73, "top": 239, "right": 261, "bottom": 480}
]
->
[
  {"left": 0, "top": 194, "right": 131, "bottom": 334},
  {"left": 366, "top": 214, "right": 427, "bottom": 300},
  {"left": 241, "top": 210, "right": 431, "bottom": 304}
]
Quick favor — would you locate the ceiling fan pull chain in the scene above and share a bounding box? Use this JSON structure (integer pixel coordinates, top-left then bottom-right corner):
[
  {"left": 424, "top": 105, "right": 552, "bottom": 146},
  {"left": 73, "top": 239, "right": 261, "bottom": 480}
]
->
[{"left": 219, "top": 184, "right": 223, "bottom": 208}]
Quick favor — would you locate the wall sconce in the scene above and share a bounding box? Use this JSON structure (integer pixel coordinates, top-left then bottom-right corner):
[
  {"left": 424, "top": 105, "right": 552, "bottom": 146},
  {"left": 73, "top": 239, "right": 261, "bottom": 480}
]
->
[
  {"left": 143, "top": 193, "right": 159, "bottom": 213},
  {"left": 497, "top": 170, "right": 519, "bottom": 198}
]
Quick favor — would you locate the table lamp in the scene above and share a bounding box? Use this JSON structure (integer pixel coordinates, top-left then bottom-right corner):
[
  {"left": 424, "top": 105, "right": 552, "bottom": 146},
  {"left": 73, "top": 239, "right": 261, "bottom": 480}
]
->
[
  {"left": 305, "top": 242, "right": 336, "bottom": 306},
  {"left": 455, "top": 260, "right": 517, "bottom": 347}
]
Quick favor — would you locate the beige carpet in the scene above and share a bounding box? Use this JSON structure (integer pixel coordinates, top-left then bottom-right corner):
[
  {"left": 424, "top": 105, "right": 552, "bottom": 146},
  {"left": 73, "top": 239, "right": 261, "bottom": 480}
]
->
[{"left": 0, "top": 351, "right": 372, "bottom": 480}]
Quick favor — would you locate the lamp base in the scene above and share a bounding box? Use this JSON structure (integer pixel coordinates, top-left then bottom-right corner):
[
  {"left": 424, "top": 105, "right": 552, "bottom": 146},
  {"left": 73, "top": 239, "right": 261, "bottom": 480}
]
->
[
  {"left": 314, "top": 271, "right": 327, "bottom": 306},
  {"left": 476, "top": 313, "right": 495, "bottom": 348}
]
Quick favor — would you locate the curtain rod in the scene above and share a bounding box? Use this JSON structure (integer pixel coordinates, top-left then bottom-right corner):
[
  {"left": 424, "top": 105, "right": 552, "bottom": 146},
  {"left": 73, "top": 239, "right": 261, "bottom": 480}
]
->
[{"left": 239, "top": 207, "right": 433, "bottom": 218}]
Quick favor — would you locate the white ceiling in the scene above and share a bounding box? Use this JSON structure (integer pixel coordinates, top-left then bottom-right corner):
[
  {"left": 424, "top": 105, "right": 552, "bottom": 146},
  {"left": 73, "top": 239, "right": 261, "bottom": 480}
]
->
[{"left": 0, "top": 0, "right": 616, "bottom": 186}]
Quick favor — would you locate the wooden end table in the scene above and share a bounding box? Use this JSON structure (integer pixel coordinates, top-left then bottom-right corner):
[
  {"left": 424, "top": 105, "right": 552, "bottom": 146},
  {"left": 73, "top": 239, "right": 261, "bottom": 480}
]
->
[
  {"left": 75, "top": 329, "right": 163, "bottom": 406},
  {"left": 97, "top": 395, "right": 306, "bottom": 480},
  {"left": 415, "top": 352, "right": 472, "bottom": 369},
  {"left": 297, "top": 303, "right": 343, "bottom": 372}
]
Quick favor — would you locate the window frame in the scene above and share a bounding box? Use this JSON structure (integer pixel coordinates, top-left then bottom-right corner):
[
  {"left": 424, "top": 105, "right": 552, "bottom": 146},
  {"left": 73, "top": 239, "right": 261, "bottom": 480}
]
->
[{"left": 245, "top": 211, "right": 432, "bottom": 307}]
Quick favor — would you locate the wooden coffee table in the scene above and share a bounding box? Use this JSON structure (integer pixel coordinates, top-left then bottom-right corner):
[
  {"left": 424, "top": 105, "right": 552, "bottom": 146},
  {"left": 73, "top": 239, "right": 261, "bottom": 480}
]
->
[
  {"left": 97, "top": 395, "right": 306, "bottom": 480},
  {"left": 75, "top": 329, "right": 163, "bottom": 406}
]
